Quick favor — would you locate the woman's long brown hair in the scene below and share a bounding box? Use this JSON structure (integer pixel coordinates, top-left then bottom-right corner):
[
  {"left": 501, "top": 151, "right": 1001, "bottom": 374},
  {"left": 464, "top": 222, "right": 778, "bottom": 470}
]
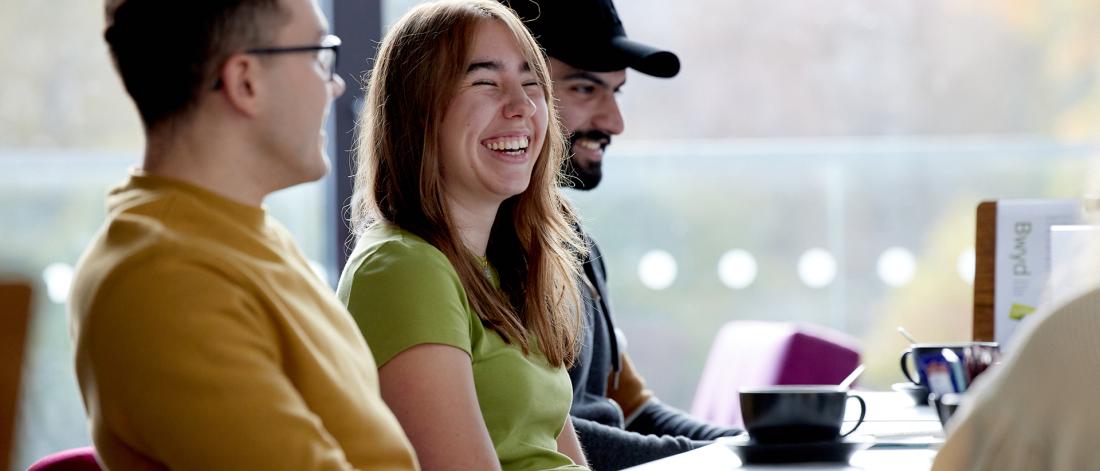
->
[{"left": 351, "top": 0, "right": 585, "bottom": 367}]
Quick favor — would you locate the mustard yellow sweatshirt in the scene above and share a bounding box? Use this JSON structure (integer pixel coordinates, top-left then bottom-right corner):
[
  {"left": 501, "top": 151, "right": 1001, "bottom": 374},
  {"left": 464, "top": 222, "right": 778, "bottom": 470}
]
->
[{"left": 69, "top": 171, "right": 418, "bottom": 471}]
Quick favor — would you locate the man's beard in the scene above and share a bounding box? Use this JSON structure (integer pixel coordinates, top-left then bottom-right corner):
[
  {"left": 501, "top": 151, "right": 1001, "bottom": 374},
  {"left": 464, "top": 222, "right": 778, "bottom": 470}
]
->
[{"left": 562, "top": 130, "right": 610, "bottom": 191}]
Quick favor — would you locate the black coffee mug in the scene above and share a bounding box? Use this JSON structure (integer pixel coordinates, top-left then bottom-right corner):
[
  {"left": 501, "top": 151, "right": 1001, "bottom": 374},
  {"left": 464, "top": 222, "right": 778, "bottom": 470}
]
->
[
  {"left": 739, "top": 386, "right": 867, "bottom": 444},
  {"left": 899, "top": 342, "right": 999, "bottom": 391}
]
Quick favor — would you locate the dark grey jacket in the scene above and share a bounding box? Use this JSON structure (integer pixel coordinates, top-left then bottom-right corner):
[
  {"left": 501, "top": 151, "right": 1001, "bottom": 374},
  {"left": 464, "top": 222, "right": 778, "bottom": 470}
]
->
[{"left": 569, "top": 234, "right": 742, "bottom": 471}]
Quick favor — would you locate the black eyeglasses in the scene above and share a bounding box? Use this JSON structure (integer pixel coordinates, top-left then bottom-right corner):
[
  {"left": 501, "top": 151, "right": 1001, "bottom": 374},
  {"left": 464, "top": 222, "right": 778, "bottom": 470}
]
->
[{"left": 213, "top": 34, "right": 341, "bottom": 89}]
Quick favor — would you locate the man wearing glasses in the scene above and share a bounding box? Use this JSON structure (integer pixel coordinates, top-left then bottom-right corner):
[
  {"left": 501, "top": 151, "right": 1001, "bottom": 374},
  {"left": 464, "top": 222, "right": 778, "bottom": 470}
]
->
[
  {"left": 70, "top": 0, "right": 417, "bottom": 469},
  {"left": 500, "top": 0, "right": 744, "bottom": 469}
]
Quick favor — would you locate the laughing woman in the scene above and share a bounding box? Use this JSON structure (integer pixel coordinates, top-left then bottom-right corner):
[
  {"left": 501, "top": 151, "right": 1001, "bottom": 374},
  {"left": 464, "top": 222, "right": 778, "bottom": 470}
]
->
[{"left": 336, "top": 1, "right": 589, "bottom": 470}]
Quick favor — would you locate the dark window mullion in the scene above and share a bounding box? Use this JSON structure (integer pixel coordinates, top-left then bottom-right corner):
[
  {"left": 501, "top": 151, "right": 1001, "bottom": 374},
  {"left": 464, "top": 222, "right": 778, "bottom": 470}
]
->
[{"left": 329, "top": 0, "right": 383, "bottom": 285}]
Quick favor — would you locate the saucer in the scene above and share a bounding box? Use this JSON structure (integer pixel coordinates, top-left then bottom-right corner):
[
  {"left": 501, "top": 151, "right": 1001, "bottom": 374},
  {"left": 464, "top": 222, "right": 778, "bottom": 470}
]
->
[
  {"left": 718, "top": 434, "right": 874, "bottom": 464},
  {"left": 892, "top": 382, "right": 931, "bottom": 406}
]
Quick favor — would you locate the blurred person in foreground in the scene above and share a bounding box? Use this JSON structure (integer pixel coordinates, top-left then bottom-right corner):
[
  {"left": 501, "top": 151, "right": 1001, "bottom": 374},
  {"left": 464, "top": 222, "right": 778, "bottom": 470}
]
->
[
  {"left": 337, "top": 1, "right": 588, "bottom": 470},
  {"left": 69, "top": 0, "right": 418, "bottom": 469},
  {"left": 499, "top": 0, "right": 743, "bottom": 469},
  {"left": 933, "top": 220, "right": 1100, "bottom": 471}
]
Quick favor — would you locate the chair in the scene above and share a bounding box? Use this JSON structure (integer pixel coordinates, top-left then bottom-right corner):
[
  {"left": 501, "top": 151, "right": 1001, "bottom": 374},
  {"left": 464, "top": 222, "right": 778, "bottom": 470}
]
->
[
  {"left": 1, "top": 279, "right": 32, "bottom": 470},
  {"left": 25, "top": 447, "right": 101, "bottom": 471},
  {"left": 690, "top": 321, "right": 861, "bottom": 428}
]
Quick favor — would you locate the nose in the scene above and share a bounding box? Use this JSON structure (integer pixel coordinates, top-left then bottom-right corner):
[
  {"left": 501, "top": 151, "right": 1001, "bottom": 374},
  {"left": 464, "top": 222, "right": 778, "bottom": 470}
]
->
[
  {"left": 331, "top": 73, "right": 346, "bottom": 98},
  {"left": 503, "top": 84, "right": 537, "bottom": 119},
  {"left": 594, "top": 94, "right": 624, "bottom": 135}
]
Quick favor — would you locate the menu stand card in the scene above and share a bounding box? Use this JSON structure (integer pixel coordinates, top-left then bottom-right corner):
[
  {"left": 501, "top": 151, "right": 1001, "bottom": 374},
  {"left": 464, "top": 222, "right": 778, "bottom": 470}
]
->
[
  {"left": 973, "top": 199, "right": 1085, "bottom": 346},
  {"left": 1047, "top": 224, "right": 1100, "bottom": 309}
]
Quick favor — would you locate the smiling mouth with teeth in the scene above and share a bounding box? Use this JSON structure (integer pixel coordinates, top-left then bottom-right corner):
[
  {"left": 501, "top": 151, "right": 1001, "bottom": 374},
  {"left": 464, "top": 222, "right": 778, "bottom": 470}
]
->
[
  {"left": 576, "top": 138, "right": 604, "bottom": 151},
  {"left": 485, "top": 136, "right": 530, "bottom": 154}
]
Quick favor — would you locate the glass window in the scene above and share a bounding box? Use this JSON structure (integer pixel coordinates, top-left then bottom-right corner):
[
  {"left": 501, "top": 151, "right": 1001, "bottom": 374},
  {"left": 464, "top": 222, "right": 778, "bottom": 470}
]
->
[
  {"left": 380, "top": 0, "right": 1100, "bottom": 409},
  {"left": 575, "top": 0, "right": 1100, "bottom": 407}
]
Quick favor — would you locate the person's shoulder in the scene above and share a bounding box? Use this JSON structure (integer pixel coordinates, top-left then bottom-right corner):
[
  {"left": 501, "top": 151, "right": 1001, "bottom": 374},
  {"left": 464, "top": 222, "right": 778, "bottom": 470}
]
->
[
  {"left": 339, "top": 226, "right": 476, "bottom": 363},
  {"left": 71, "top": 238, "right": 253, "bottom": 342},
  {"left": 72, "top": 200, "right": 253, "bottom": 316},
  {"left": 91, "top": 193, "right": 244, "bottom": 273},
  {"left": 1020, "top": 287, "right": 1100, "bottom": 349},
  {"left": 338, "top": 223, "right": 463, "bottom": 306},
  {"left": 91, "top": 182, "right": 216, "bottom": 261},
  {"left": 76, "top": 208, "right": 191, "bottom": 288},
  {"left": 352, "top": 224, "right": 455, "bottom": 276},
  {"left": 81, "top": 232, "right": 238, "bottom": 300},
  {"left": 1051, "top": 286, "right": 1100, "bottom": 319},
  {"left": 979, "top": 286, "right": 1100, "bottom": 400}
]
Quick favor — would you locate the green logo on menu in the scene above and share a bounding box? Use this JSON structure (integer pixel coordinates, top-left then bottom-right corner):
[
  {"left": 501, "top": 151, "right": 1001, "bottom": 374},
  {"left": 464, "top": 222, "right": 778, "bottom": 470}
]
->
[{"left": 1009, "top": 303, "right": 1037, "bottom": 320}]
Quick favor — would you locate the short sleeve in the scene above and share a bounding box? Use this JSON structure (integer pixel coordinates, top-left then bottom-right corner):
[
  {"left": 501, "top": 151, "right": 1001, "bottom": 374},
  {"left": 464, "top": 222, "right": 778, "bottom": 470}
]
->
[{"left": 344, "top": 237, "right": 473, "bottom": 366}]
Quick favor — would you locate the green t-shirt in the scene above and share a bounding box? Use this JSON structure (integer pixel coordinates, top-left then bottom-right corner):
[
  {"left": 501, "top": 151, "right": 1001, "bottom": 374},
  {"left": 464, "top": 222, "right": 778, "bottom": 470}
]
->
[{"left": 337, "top": 224, "right": 586, "bottom": 471}]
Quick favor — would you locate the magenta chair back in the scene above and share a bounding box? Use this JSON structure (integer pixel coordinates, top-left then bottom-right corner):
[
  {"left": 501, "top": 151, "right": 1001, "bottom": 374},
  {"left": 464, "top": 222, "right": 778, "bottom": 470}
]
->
[
  {"left": 26, "top": 447, "right": 101, "bottom": 471},
  {"left": 691, "top": 321, "right": 861, "bottom": 428}
]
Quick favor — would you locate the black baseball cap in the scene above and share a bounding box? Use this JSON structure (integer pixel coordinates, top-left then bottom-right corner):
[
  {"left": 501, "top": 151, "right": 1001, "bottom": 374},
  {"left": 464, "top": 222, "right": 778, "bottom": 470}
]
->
[{"left": 501, "top": 0, "right": 680, "bottom": 78}]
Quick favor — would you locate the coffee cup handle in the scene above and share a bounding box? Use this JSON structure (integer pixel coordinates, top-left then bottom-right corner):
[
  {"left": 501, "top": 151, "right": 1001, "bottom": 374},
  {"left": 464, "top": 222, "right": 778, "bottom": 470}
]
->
[
  {"left": 840, "top": 393, "right": 867, "bottom": 438},
  {"left": 900, "top": 350, "right": 919, "bottom": 384}
]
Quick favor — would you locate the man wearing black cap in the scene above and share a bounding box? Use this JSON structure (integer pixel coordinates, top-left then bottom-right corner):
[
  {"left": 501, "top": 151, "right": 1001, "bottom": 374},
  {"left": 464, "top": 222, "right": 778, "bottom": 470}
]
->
[{"left": 500, "top": 1, "right": 743, "bottom": 469}]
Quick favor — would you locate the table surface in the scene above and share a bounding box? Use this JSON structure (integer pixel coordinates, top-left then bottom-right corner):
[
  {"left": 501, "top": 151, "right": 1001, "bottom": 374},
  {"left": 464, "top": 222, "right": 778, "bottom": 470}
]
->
[{"left": 624, "top": 391, "right": 942, "bottom": 471}]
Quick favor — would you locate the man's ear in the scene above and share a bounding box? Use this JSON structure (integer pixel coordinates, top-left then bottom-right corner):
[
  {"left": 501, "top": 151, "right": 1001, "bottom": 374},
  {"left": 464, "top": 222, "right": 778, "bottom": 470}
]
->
[{"left": 216, "top": 54, "right": 264, "bottom": 117}]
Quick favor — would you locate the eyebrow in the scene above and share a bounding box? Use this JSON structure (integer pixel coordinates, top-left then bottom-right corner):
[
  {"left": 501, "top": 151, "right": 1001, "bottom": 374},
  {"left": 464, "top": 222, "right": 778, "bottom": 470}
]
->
[
  {"left": 466, "top": 60, "right": 533, "bottom": 74},
  {"left": 562, "top": 71, "right": 626, "bottom": 92}
]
